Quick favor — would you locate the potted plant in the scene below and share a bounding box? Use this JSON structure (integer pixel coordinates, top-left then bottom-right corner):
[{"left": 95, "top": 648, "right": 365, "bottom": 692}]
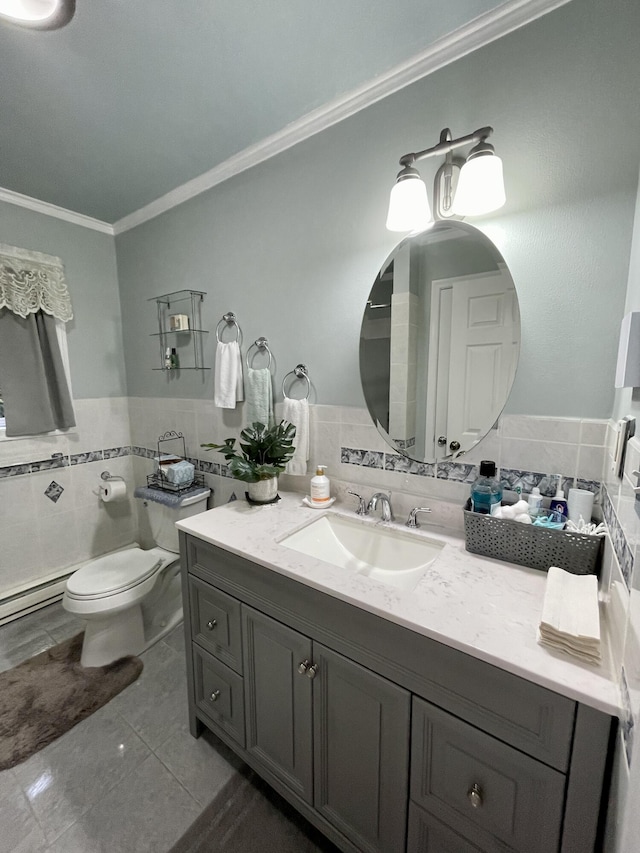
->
[{"left": 202, "top": 420, "right": 296, "bottom": 503}]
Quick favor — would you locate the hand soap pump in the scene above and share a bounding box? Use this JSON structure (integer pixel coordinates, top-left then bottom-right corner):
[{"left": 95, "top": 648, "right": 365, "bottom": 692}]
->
[
  {"left": 549, "top": 476, "right": 568, "bottom": 517},
  {"left": 310, "top": 465, "right": 331, "bottom": 507},
  {"left": 470, "top": 461, "right": 502, "bottom": 515}
]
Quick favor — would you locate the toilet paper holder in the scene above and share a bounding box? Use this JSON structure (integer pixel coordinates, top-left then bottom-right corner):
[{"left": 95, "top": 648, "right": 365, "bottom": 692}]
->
[{"left": 100, "top": 470, "right": 125, "bottom": 483}]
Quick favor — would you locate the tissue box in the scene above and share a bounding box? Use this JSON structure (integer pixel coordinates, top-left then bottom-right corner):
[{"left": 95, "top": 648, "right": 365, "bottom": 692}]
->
[
  {"left": 164, "top": 460, "right": 195, "bottom": 486},
  {"left": 169, "top": 314, "right": 190, "bottom": 331}
]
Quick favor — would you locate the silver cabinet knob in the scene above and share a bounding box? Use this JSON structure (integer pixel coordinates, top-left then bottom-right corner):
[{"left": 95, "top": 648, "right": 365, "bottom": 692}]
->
[
  {"left": 297, "top": 660, "right": 311, "bottom": 674},
  {"left": 206, "top": 619, "right": 217, "bottom": 631},
  {"left": 306, "top": 663, "right": 318, "bottom": 680},
  {"left": 209, "top": 689, "right": 220, "bottom": 702},
  {"left": 437, "top": 436, "right": 447, "bottom": 446},
  {"left": 449, "top": 440, "right": 461, "bottom": 452},
  {"left": 467, "top": 783, "right": 483, "bottom": 808}
]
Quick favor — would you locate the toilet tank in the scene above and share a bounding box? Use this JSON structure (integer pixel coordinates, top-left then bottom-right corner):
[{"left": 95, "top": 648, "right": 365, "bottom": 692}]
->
[{"left": 145, "top": 489, "right": 211, "bottom": 553}]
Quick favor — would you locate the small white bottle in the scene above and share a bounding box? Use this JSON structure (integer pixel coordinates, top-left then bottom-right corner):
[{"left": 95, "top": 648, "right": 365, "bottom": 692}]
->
[
  {"left": 310, "top": 465, "right": 330, "bottom": 507},
  {"left": 527, "top": 486, "right": 543, "bottom": 517}
]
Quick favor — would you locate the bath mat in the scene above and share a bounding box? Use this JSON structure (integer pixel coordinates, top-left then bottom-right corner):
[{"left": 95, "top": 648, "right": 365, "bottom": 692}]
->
[
  {"left": 0, "top": 632, "right": 143, "bottom": 770},
  {"left": 169, "top": 768, "right": 339, "bottom": 853}
]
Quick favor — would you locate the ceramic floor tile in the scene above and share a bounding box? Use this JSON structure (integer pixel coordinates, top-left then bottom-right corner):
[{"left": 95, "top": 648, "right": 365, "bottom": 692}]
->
[
  {"left": 162, "top": 623, "right": 186, "bottom": 657},
  {"left": 154, "top": 723, "right": 242, "bottom": 807},
  {"left": 47, "top": 753, "right": 202, "bottom": 853},
  {"left": 13, "top": 704, "right": 150, "bottom": 844},
  {"left": 109, "top": 642, "right": 189, "bottom": 750},
  {"left": 0, "top": 769, "right": 47, "bottom": 853},
  {"left": 0, "top": 633, "right": 55, "bottom": 674}
]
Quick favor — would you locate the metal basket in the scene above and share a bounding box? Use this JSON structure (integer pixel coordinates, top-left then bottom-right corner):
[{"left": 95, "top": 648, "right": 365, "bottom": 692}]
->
[{"left": 462, "top": 509, "right": 603, "bottom": 575}]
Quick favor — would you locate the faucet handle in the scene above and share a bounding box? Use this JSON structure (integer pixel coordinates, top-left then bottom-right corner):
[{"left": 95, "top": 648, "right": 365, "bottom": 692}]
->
[
  {"left": 406, "top": 507, "right": 432, "bottom": 528},
  {"left": 347, "top": 489, "right": 368, "bottom": 516}
]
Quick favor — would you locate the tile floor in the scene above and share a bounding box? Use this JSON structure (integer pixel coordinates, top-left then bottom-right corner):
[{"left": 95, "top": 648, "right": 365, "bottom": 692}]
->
[{"left": 0, "top": 603, "right": 334, "bottom": 853}]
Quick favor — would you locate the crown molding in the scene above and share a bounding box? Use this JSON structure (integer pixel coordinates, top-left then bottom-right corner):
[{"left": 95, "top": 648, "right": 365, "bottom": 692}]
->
[
  {"left": 114, "top": 0, "right": 570, "bottom": 235},
  {"left": 0, "top": 186, "right": 113, "bottom": 235}
]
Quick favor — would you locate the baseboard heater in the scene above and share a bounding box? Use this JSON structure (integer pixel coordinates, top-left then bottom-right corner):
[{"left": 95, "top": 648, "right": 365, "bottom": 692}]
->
[{"left": 0, "top": 569, "right": 74, "bottom": 625}]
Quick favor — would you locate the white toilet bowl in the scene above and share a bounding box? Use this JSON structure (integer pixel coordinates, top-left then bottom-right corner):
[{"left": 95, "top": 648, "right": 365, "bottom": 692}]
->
[{"left": 63, "top": 486, "right": 210, "bottom": 667}]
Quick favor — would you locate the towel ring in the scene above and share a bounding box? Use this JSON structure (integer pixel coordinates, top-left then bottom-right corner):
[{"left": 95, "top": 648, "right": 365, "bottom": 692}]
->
[
  {"left": 216, "top": 312, "right": 241, "bottom": 343},
  {"left": 246, "top": 337, "right": 272, "bottom": 370},
  {"left": 282, "top": 364, "right": 310, "bottom": 400}
]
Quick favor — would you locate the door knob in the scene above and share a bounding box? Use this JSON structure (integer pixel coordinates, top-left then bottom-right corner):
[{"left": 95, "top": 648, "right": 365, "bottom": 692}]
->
[
  {"left": 467, "top": 783, "right": 483, "bottom": 808},
  {"left": 437, "top": 436, "right": 447, "bottom": 446},
  {"left": 449, "top": 440, "right": 461, "bottom": 452}
]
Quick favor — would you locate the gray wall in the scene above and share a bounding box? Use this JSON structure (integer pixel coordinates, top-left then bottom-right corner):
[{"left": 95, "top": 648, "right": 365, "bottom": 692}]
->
[
  {"left": 116, "top": 0, "right": 640, "bottom": 420},
  {"left": 0, "top": 201, "right": 125, "bottom": 399}
]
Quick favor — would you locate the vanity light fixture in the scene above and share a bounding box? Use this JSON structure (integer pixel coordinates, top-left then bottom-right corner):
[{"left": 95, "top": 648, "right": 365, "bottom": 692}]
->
[
  {"left": 386, "top": 126, "right": 506, "bottom": 232},
  {"left": 0, "top": 0, "right": 74, "bottom": 29}
]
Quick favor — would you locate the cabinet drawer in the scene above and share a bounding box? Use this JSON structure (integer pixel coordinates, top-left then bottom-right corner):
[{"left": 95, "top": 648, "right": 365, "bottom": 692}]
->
[
  {"left": 189, "top": 576, "right": 243, "bottom": 674},
  {"left": 411, "top": 697, "right": 565, "bottom": 853},
  {"left": 408, "top": 802, "right": 490, "bottom": 853},
  {"left": 193, "top": 645, "right": 245, "bottom": 747}
]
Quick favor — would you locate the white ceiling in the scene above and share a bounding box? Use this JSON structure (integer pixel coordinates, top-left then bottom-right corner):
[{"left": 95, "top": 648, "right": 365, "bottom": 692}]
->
[{"left": 0, "top": 0, "right": 566, "bottom": 226}]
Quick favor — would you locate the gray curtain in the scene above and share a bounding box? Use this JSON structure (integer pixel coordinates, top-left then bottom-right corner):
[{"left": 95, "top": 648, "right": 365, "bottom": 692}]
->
[{"left": 0, "top": 307, "right": 76, "bottom": 436}]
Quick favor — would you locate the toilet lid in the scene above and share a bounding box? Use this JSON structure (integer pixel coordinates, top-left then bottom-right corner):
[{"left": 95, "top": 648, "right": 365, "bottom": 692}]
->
[{"left": 66, "top": 549, "right": 164, "bottom": 598}]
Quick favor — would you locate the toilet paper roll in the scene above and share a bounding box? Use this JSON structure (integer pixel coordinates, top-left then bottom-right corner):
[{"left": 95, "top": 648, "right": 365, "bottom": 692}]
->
[
  {"left": 567, "top": 488, "right": 595, "bottom": 524},
  {"left": 99, "top": 480, "right": 127, "bottom": 502}
]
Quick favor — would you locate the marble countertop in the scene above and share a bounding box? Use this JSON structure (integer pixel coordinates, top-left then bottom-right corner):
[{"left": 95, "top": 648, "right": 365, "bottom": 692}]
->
[{"left": 177, "top": 492, "right": 621, "bottom": 717}]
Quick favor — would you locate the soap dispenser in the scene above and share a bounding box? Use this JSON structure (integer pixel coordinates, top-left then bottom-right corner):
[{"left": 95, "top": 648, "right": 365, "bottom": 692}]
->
[{"left": 310, "top": 465, "right": 330, "bottom": 506}]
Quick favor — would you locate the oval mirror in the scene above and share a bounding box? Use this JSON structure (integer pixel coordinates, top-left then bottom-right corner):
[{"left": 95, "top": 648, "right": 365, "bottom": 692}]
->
[{"left": 359, "top": 221, "right": 520, "bottom": 464}]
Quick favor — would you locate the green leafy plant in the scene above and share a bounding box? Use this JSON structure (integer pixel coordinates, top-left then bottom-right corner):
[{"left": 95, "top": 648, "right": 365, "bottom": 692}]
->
[{"left": 201, "top": 420, "right": 296, "bottom": 483}]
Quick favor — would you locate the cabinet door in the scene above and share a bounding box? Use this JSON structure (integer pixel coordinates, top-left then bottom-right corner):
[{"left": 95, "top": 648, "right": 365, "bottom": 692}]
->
[
  {"left": 411, "top": 697, "right": 565, "bottom": 853},
  {"left": 312, "top": 643, "right": 410, "bottom": 853},
  {"left": 242, "top": 605, "right": 313, "bottom": 803}
]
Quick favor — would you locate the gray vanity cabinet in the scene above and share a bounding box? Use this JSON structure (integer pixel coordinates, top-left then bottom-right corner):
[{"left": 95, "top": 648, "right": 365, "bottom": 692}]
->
[
  {"left": 242, "top": 605, "right": 411, "bottom": 853},
  {"left": 180, "top": 533, "right": 615, "bottom": 853}
]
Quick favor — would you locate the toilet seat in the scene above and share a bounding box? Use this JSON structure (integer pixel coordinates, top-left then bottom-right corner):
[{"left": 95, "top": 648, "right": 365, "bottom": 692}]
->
[{"left": 65, "top": 549, "right": 165, "bottom": 600}]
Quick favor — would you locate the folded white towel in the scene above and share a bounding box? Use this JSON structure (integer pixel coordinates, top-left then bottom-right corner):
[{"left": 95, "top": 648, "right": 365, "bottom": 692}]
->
[
  {"left": 245, "top": 367, "right": 273, "bottom": 426},
  {"left": 214, "top": 341, "right": 244, "bottom": 408},
  {"left": 538, "top": 566, "right": 601, "bottom": 664},
  {"left": 283, "top": 397, "right": 309, "bottom": 476}
]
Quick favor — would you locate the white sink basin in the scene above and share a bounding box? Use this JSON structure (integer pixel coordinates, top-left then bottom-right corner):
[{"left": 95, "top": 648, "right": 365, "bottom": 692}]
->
[{"left": 279, "top": 512, "right": 444, "bottom": 592}]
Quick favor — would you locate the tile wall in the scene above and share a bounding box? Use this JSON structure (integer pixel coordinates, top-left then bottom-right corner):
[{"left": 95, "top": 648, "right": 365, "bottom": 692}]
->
[{"left": 0, "top": 398, "right": 135, "bottom": 597}]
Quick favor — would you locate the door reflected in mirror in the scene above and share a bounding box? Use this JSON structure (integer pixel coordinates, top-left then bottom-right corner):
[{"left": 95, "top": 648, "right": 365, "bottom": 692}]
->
[{"left": 360, "top": 221, "right": 520, "bottom": 464}]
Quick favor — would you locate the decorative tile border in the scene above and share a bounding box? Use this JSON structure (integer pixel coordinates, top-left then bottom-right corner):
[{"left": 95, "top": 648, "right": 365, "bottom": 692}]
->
[
  {"left": 621, "top": 666, "right": 634, "bottom": 767},
  {"left": 341, "top": 448, "right": 384, "bottom": 468},
  {"left": 603, "top": 486, "right": 634, "bottom": 587},
  {"left": 384, "top": 454, "right": 435, "bottom": 477}
]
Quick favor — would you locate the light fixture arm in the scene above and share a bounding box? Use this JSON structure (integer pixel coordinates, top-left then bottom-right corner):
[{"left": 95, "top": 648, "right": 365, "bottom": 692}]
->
[{"left": 398, "top": 126, "right": 494, "bottom": 169}]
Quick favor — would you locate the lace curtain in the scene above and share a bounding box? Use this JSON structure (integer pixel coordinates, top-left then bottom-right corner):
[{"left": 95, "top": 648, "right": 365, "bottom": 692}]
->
[
  {"left": 0, "top": 243, "right": 73, "bottom": 322},
  {"left": 0, "top": 243, "right": 75, "bottom": 436}
]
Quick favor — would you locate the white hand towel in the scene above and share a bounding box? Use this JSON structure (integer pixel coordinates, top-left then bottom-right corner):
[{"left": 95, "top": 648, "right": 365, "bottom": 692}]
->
[
  {"left": 214, "top": 341, "right": 243, "bottom": 408},
  {"left": 245, "top": 367, "right": 273, "bottom": 427},
  {"left": 538, "top": 566, "right": 601, "bottom": 664},
  {"left": 283, "top": 397, "right": 309, "bottom": 476}
]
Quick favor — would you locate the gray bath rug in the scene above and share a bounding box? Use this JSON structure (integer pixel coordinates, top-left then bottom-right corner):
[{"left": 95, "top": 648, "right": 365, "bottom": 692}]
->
[
  {"left": 170, "top": 768, "right": 339, "bottom": 853},
  {"left": 0, "top": 632, "right": 143, "bottom": 770}
]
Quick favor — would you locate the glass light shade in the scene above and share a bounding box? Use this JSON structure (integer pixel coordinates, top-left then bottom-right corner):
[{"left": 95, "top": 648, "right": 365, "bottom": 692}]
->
[
  {"left": 386, "top": 175, "right": 433, "bottom": 232},
  {"left": 452, "top": 153, "right": 506, "bottom": 217},
  {"left": 0, "top": 0, "right": 60, "bottom": 21}
]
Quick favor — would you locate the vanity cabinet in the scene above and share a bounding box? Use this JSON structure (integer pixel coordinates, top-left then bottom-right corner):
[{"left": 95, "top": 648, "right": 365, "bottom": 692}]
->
[{"left": 180, "top": 532, "right": 615, "bottom": 853}]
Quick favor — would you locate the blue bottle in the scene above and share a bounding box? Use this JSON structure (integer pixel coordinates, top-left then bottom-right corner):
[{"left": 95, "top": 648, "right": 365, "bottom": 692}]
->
[{"left": 470, "top": 460, "right": 503, "bottom": 515}]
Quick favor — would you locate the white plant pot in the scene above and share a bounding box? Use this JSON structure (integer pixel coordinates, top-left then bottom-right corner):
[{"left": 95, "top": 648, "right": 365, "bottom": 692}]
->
[{"left": 247, "top": 476, "right": 278, "bottom": 504}]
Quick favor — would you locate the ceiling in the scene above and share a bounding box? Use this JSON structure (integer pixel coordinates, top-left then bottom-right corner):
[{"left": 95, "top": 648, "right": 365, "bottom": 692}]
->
[{"left": 0, "top": 0, "right": 551, "bottom": 225}]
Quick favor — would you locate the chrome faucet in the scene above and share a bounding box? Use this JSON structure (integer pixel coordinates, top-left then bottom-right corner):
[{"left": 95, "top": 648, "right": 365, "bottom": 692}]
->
[
  {"left": 347, "top": 489, "right": 368, "bottom": 516},
  {"left": 367, "top": 492, "right": 393, "bottom": 522},
  {"left": 406, "top": 507, "right": 432, "bottom": 528}
]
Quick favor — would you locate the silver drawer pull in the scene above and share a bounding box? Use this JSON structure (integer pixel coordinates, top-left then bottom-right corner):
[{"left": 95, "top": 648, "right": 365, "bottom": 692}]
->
[
  {"left": 206, "top": 619, "right": 217, "bottom": 631},
  {"left": 297, "top": 659, "right": 311, "bottom": 675},
  {"left": 467, "top": 783, "right": 483, "bottom": 809},
  {"left": 210, "top": 689, "right": 220, "bottom": 702},
  {"left": 306, "top": 663, "right": 318, "bottom": 680}
]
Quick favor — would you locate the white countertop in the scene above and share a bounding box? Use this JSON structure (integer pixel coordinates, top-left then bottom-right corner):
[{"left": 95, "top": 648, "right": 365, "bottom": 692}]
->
[{"left": 177, "top": 492, "right": 621, "bottom": 717}]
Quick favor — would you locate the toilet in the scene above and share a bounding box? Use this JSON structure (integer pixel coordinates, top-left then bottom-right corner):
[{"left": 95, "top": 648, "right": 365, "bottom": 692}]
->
[{"left": 63, "top": 487, "right": 210, "bottom": 667}]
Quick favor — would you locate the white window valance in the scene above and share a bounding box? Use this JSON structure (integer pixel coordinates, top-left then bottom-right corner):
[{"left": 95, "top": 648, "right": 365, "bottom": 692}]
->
[{"left": 0, "top": 243, "right": 73, "bottom": 323}]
